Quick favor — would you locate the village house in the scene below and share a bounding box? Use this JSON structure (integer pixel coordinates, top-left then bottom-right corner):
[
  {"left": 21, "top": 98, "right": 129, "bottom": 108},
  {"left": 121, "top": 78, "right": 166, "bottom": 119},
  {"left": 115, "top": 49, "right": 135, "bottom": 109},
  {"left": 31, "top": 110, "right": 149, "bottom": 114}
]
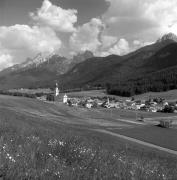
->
[
  {"left": 134, "top": 100, "right": 145, "bottom": 110},
  {"left": 67, "top": 98, "right": 79, "bottom": 107},
  {"left": 63, "top": 94, "right": 68, "bottom": 104},
  {"left": 149, "top": 107, "right": 158, "bottom": 112},
  {"left": 36, "top": 95, "right": 47, "bottom": 101},
  {"left": 94, "top": 99, "right": 104, "bottom": 106},
  {"left": 85, "top": 102, "right": 93, "bottom": 109}
]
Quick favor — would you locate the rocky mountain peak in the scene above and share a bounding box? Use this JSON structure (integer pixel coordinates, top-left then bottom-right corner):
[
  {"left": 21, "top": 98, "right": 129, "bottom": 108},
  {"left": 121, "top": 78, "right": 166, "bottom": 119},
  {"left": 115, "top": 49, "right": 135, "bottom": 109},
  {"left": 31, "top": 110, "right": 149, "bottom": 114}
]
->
[
  {"left": 157, "top": 32, "right": 177, "bottom": 43},
  {"left": 21, "top": 53, "right": 57, "bottom": 68},
  {"left": 72, "top": 51, "right": 94, "bottom": 64}
]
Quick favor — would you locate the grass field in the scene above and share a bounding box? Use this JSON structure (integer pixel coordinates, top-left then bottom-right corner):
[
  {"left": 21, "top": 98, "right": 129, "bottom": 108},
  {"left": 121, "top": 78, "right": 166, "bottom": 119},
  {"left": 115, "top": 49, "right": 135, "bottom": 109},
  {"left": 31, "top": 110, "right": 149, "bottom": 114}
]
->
[
  {"left": 111, "top": 125, "right": 177, "bottom": 151},
  {"left": 8, "top": 88, "right": 53, "bottom": 95},
  {"left": 64, "top": 89, "right": 177, "bottom": 102},
  {"left": 1, "top": 95, "right": 177, "bottom": 179},
  {"left": 7, "top": 88, "right": 177, "bottom": 102},
  {"left": 134, "top": 89, "right": 177, "bottom": 102}
]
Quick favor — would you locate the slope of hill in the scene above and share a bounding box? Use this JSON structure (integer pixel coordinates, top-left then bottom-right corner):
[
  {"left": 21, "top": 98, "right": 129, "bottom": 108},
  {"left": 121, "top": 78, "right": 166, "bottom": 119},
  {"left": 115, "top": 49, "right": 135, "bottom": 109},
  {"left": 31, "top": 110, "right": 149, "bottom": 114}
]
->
[
  {"left": 106, "top": 42, "right": 177, "bottom": 96},
  {"left": 0, "top": 33, "right": 177, "bottom": 93},
  {"left": 1, "top": 95, "right": 177, "bottom": 179},
  {"left": 0, "top": 54, "right": 70, "bottom": 89},
  {"left": 0, "top": 51, "right": 94, "bottom": 90},
  {"left": 0, "top": 54, "right": 71, "bottom": 74},
  {"left": 72, "top": 50, "right": 94, "bottom": 64},
  {"left": 60, "top": 55, "right": 124, "bottom": 89},
  {"left": 61, "top": 40, "right": 177, "bottom": 89}
]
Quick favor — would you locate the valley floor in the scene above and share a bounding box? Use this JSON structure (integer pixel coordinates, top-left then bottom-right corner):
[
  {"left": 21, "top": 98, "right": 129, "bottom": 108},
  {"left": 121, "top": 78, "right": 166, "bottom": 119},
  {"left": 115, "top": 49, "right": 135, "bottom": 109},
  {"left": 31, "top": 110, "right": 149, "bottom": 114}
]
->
[
  {"left": 63, "top": 89, "right": 177, "bottom": 102},
  {"left": 0, "top": 95, "right": 177, "bottom": 179}
]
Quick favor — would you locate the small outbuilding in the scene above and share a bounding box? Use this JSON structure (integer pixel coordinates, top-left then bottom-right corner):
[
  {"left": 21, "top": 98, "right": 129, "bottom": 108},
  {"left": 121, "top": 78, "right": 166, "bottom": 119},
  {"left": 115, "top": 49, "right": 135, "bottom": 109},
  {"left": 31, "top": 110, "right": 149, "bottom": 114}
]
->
[
  {"left": 85, "top": 103, "right": 92, "bottom": 109},
  {"left": 63, "top": 94, "right": 68, "bottom": 104},
  {"left": 159, "top": 120, "right": 173, "bottom": 128}
]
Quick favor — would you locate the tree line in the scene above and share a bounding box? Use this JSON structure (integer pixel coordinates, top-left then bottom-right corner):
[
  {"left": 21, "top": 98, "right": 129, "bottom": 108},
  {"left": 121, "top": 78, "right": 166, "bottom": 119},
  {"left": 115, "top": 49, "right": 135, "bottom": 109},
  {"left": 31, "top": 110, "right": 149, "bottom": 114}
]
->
[{"left": 106, "top": 66, "right": 177, "bottom": 97}]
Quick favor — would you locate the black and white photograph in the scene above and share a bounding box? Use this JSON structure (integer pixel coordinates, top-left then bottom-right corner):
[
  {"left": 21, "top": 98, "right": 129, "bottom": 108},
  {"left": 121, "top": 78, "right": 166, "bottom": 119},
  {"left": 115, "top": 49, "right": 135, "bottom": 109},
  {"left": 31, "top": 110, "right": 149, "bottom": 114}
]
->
[{"left": 0, "top": 0, "right": 177, "bottom": 179}]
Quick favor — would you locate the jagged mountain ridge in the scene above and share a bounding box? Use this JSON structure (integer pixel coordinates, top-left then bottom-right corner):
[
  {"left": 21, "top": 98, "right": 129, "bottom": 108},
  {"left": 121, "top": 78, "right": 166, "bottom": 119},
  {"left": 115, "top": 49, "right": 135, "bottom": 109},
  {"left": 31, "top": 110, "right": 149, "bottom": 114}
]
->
[
  {"left": 0, "top": 51, "right": 95, "bottom": 89},
  {"left": 157, "top": 32, "right": 177, "bottom": 43},
  {"left": 0, "top": 53, "right": 53, "bottom": 76},
  {"left": 0, "top": 33, "right": 177, "bottom": 91},
  {"left": 0, "top": 50, "right": 94, "bottom": 76},
  {"left": 60, "top": 33, "right": 177, "bottom": 89}
]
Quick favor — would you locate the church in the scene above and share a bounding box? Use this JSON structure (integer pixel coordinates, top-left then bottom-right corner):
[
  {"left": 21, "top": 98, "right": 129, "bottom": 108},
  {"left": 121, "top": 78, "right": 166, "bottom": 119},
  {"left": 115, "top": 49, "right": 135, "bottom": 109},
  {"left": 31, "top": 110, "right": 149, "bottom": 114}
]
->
[
  {"left": 54, "top": 83, "right": 68, "bottom": 103},
  {"left": 54, "top": 83, "right": 60, "bottom": 101}
]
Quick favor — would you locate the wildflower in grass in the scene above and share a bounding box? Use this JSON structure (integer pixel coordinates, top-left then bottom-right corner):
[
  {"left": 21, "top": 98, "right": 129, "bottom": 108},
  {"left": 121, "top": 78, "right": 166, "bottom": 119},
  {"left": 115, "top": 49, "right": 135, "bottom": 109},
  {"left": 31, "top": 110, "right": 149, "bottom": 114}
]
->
[
  {"left": 58, "top": 141, "right": 64, "bottom": 146},
  {"left": 1, "top": 114, "right": 177, "bottom": 179},
  {"left": 78, "top": 146, "right": 91, "bottom": 154},
  {"left": 48, "top": 139, "right": 65, "bottom": 148},
  {"left": 48, "top": 139, "right": 58, "bottom": 146},
  {"left": 2, "top": 144, "right": 7, "bottom": 150},
  {"left": 7, "top": 154, "right": 16, "bottom": 163},
  {"left": 54, "top": 171, "right": 61, "bottom": 177},
  {"left": 27, "top": 136, "right": 41, "bottom": 144}
]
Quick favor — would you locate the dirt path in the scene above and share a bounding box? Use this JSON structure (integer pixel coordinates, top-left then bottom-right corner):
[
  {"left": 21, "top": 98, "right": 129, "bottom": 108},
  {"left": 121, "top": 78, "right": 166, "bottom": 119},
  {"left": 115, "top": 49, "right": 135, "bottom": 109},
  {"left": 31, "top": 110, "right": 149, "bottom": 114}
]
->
[
  {"left": 145, "top": 116, "right": 177, "bottom": 121},
  {"left": 94, "top": 129, "right": 177, "bottom": 156},
  {"left": 116, "top": 118, "right": 145, "bottom": 125}
]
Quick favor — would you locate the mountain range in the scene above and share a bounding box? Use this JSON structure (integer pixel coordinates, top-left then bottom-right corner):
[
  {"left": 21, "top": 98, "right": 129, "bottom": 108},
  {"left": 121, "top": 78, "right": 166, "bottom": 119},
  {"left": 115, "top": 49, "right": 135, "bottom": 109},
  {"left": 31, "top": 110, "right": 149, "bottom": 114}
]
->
[
  {"left": 0, "top": 33, "right": 177, "bottom": 96},
  {"left": 60, "top": 33, "right": 177, "bottom": 89},
  {"left": 0, "top": 51, "right": 94, "bottom": 89}
]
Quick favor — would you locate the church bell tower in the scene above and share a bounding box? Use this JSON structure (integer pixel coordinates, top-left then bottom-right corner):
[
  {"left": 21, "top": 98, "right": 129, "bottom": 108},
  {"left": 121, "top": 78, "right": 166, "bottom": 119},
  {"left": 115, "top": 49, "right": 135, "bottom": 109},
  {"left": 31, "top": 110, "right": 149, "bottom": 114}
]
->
[{"left": 55, "top": 83, "right": 59, "bottom": 97}]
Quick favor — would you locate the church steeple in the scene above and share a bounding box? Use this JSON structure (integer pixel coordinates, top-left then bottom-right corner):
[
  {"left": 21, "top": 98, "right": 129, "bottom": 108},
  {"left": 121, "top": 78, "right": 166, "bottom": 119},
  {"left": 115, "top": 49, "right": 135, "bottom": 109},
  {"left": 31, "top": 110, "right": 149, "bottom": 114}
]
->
[{"left": 55, "top": 82, "right": 59, "bottom": 96}]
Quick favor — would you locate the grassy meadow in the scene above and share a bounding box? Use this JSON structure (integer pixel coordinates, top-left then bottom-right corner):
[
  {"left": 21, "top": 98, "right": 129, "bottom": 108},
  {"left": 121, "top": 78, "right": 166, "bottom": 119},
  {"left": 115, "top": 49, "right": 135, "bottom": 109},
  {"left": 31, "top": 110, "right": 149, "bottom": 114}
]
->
[
  {"left": 64, "top": 89, "right": 177, "bottom": 102},
  {"left": 5, "top": 88, "right": 177, "bottom": 103},
  {"left": 0, "top": 95, "right": 177, "bottom": 179},
  {"left": 112, "top": 125, "right": 177, "bottom": 151}
]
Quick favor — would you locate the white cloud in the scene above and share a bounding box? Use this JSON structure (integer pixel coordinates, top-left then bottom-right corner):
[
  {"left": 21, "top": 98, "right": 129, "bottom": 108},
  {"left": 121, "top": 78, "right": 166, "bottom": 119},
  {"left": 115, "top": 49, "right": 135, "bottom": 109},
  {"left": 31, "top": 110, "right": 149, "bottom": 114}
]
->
[
  {"left": 109, "top": 38, "right": 130, "bottom": 55},
  {"left": 103, "top": 0, "right": 177, "bottom": 41},
  {"left": 133, "top": 40, "right": 142, "bottom": 46},
  {"left": 0, "top": 0, "right": 75, "bottom": 70},
  {"left": 69, "top": 17, "right": 130, "bottom": 57},
  {"left": 69, "top": 0, "right": 177, "bottom": 57},
  {"left": 2, "top": 0, "right": 177, "bottom": 70},
  {"left": 0, "top": 25, "right": 61, "bottom": 53},
  {"left": 69, "top": 18, "right": 104, "bottom": 53},
  {"left": 100, "top": 35, "right": 118, "bottom": 49},
  {"left": 133, "top": 40, "right": 153, "bottom": 50},
  {"left": 97, "top": 38, "right": 130, "bottom": 56},
  {"left": 30, "top": 0, "right": 77, "bottom": 33},
  {"left": 0, "top": 25, "right": 62, "bottom": 66},
  {"left": 0, "top": 53, "right": 13, "bottom": 70},
  {"left": 144, "top": 0, "right": 177, "bottom": 35},
  {"left": 0, "top": 42, "right": 14, "bottom": 70}
]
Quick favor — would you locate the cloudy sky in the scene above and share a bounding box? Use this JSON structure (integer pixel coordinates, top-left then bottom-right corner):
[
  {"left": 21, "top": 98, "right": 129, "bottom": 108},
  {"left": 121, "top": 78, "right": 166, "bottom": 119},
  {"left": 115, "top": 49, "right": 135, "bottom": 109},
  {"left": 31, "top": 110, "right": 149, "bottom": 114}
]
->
[{"left": 0, "top": 0, "right": 177, "bottom": 70}]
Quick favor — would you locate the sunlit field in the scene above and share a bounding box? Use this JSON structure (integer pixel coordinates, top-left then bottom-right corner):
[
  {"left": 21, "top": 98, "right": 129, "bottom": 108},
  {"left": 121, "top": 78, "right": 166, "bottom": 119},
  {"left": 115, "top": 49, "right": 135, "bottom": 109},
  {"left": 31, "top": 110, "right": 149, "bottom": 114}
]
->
[{"left": 0, "top": 95, "right": 177, "bottom": 179}]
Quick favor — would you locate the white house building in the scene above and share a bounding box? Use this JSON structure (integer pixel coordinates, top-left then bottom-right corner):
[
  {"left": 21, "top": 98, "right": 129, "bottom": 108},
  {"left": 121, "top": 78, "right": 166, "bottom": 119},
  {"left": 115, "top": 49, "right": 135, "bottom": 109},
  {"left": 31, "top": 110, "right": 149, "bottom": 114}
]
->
[{"left": 63, "top": 94, "right": 68, "bottom": 104}]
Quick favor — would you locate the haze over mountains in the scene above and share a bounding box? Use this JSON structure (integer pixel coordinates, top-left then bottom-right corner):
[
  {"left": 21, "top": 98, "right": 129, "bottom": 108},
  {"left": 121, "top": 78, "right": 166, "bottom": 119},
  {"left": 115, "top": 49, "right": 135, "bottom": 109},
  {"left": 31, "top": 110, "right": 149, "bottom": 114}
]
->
[
  {"left": 0, "top": 33, "right": 177, "bottom": 95},
  {"left": 59, "top": 33, "right": 177, "bottom": 90},
  {"left": 0, "top": 50, "right": 94, "bottom": 89}
]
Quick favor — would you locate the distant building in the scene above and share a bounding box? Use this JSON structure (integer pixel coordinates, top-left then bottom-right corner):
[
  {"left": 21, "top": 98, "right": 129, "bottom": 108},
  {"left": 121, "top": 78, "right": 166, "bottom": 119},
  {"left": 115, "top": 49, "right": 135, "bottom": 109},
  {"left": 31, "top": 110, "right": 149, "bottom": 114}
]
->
[
  {"left": 55, "top": 83, "right": 59, "bottom": 97},
  {"left": 85, "top": 103, "right": 92, "bottom": 109},
  {"left": 163, "top": 102, "right": 169, "bottom": 106},
  {"left": 160, "top": 120, "right": 173, "bottom": 128},
  {"left": 54, "top": 82, "right": 60, "bottom": 102},
  {"left": 107, "top": 98, "right": 110, "bottom": 104},
  {"left": 63, "top": 94, "right": 68, "bottom": 104},
  {"left": 37, "top": 95, "right": 47, "bottom": 101}
]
